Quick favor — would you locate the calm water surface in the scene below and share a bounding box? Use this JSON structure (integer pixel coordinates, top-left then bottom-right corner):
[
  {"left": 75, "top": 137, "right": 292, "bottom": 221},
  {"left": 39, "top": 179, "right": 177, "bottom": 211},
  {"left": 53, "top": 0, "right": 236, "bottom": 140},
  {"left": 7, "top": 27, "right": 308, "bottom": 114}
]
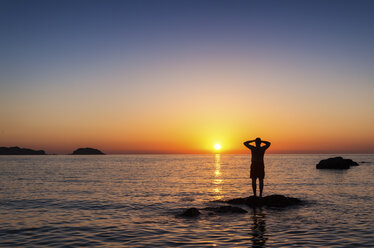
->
[{"left": 0, "top": 154, "right": 373, "bottom": 247}]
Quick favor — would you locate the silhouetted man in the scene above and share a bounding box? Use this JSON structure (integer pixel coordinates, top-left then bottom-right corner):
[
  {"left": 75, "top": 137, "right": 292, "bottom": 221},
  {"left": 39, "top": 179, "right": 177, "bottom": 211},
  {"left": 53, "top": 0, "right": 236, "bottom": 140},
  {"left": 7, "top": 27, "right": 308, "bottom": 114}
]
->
[{"left": 244, "top": 138, "right": 271, "bottom": 197}]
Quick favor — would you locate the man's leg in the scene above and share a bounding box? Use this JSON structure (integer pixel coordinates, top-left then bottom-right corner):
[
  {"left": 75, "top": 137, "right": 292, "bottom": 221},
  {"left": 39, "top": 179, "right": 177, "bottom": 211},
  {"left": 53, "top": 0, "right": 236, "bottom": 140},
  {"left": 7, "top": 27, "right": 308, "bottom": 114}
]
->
[
  {"left": 259, "top": 178, "right": 264, "bottom": 197},
  {"left": 252, "top": 178, "right": 257, "bottom": 197}
]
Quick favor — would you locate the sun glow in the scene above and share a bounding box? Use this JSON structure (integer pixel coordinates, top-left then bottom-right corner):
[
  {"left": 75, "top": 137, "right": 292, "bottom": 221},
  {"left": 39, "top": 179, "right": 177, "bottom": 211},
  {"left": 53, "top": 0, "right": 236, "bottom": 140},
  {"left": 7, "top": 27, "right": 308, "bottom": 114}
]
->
[{"left": 214, "top": 144, "right": 221, "bottom": 150}]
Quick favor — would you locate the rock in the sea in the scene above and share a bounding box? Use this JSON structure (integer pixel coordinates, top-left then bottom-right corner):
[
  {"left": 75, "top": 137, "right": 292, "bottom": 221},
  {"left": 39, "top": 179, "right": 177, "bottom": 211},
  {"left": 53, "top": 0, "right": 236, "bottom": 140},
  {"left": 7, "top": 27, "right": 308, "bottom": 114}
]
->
[
  {"left": 177, "top": 207, "right": 200, "bottom": 217},
  {"left": 0, "top": 146, "right": 45, "bottom": 155},
  {"left": 203, "top": 205, "right": 247, "bottom": 214},
  {"left": 72, "top": 148, "right": 105, "bottom": 155},
  {"left": 224, "top": 195, "right": 302, "bottom": 208},
  {"left": 177, "top": 194, "right": 303, "bottom": 218},
  {"left": 316, "top": 156, "right": 358, "bottom": 169},
  {"left": 261, "top": 195, "right": 302, "bottom": 207}
]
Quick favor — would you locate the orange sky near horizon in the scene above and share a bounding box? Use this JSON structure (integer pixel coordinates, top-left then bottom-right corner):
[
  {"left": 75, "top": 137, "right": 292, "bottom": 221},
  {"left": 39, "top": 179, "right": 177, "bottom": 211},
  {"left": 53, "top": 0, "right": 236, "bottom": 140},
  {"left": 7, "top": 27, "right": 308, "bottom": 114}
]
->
[{"left": 1, "top": 56, "right": 373, "bottom": 154}]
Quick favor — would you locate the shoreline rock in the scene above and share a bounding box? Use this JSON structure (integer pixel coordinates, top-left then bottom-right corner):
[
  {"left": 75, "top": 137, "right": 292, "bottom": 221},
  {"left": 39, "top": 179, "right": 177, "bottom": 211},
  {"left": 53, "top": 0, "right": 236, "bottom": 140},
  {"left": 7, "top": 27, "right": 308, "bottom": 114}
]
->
[
  {"left": 72, "top": 148, "right": 105, "bottom": 155},
  {"left": 177, "top": 207, "right": 200, "bottom": 217},
  {"left": 203, "top": 205, "right": 247, "bottom": 214},
  {"left": 0, "top": 146, "right": 45, "bottom": 155},
  {"left": 177, "top": 194, "right": 303, "bottom": 218},
  {"left": 316, "top": 157, "right": 358, "bottom": 169},
  {"left": 223, "top": 195, "right": 303, "bottom": 208}
]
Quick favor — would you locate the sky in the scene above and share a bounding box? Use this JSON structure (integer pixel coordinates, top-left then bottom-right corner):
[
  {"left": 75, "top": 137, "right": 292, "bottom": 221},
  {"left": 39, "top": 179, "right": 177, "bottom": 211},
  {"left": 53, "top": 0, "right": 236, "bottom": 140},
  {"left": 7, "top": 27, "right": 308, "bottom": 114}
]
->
[{"left": 0, "top": 0, "right": 373, "bottom": 154}]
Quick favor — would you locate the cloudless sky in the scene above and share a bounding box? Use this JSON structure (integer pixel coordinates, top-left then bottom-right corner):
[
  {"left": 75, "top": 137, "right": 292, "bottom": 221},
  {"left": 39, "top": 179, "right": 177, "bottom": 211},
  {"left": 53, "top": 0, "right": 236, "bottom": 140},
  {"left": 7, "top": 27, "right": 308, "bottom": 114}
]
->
[{"left": 1, "top": 0, "right": 373, "bottom": 154}]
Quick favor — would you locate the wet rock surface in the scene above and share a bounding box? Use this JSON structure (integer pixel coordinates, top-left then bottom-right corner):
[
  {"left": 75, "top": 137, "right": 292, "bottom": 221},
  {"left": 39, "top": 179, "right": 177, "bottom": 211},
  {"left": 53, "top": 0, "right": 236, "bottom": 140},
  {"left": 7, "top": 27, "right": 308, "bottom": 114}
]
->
[
  {"left": 177, "top": 194, "right": 303, "bottom": 217},
  {"left": 202, "top": 205, "right": 247, "bottom": 214},
  {"left": 224, "top": 195, "right": 303, "bottom": 207},
  {"left": 177, "top": 207, "right": 200, "bottom": 217},
  {"left": 316, "top": 156, "right": 358, "bottom": 169}
]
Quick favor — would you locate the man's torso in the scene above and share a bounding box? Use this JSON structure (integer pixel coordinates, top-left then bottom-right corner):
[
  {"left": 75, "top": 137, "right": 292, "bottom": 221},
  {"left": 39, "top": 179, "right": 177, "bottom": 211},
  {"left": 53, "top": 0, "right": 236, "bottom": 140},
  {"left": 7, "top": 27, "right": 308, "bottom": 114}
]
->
[{"left": 250, "top": 147, "right": 266, "bottom": 165}]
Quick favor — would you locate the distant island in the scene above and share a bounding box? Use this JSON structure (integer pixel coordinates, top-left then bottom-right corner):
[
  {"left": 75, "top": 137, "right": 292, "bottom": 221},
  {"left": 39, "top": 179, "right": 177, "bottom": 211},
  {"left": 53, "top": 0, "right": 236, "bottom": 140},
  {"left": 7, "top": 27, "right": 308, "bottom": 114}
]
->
[
  {"left": 72, "top": 147, "right": 105, "bottom": 155},
  {"left": 0, "top": 146, "right": 46, "bottom": 155}
]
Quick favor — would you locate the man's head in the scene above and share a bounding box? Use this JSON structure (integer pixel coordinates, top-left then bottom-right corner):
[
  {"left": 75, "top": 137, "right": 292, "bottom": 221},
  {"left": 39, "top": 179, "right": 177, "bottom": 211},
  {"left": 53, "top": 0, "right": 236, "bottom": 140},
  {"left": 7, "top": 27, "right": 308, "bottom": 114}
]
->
[{"left": 255, "top": 137, "right": 262, "bottom": 147}]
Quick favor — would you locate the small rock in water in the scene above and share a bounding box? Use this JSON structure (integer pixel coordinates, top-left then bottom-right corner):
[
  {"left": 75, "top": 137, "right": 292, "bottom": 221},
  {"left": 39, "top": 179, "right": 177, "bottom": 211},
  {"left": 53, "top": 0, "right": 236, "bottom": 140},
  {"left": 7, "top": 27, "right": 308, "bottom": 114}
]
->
[
  {"left": 225, "top": 195, "right": 302, "bottom": 208},
  {"left": 262, "top": 195, "right": 302, "bottom": 207},
  {"left": 226, "top": 196, "right": 261, "bottom": 206},
  {"left": 177, "top": 194, "right": 304, "bottom": 218},
  {"left": 177, "top": 207, "right": 200, "bottom": 217},
  {"left": 316, "top": 157, "right": 358, "bottom": 169},
  {"left": 202, "top": 205, "right": 247, "bottom": 214}
]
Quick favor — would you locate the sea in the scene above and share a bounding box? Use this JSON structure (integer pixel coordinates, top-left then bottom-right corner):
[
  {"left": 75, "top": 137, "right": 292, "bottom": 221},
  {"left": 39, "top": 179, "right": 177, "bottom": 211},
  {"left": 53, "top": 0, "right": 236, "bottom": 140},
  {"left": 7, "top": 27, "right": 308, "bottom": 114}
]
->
[{"left": 0, "top": 154, "right": 373, "bottom": 247}]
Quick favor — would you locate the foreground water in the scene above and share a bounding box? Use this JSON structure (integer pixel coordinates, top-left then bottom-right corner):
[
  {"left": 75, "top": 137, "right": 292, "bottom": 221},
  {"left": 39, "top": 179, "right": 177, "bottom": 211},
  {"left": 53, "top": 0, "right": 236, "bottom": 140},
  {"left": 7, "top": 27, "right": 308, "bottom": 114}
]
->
[{"left": 0, "top": 154, "right": 373, "bottom": 247}]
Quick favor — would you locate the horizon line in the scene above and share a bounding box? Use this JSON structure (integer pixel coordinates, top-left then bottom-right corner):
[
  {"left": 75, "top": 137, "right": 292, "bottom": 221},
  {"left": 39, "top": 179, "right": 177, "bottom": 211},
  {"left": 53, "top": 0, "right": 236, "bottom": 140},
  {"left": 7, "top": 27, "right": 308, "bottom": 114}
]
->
[{"left": 43, "top": 152, "right": 374, "bottom": 155}]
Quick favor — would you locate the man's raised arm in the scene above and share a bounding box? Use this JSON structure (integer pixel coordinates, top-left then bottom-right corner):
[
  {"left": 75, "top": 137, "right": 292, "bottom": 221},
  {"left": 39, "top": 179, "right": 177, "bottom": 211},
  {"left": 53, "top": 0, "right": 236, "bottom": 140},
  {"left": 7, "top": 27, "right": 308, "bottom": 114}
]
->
[
  {"left": 262, "top": 140, "right": 271, "bottom": 149},
  {"left": 243, "top": 140, "right": 256, "bottom": 149}
]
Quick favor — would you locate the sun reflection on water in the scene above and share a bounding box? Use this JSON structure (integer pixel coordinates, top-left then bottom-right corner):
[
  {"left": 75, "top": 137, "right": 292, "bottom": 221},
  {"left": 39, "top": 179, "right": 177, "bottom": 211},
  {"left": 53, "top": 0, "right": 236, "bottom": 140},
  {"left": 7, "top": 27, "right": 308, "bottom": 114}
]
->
[
  {"left": 251, "top": 208, "right": 267, "bottom": 247},
  {"left": 213, "top": 154, "right": 223, "bottom": 200}
]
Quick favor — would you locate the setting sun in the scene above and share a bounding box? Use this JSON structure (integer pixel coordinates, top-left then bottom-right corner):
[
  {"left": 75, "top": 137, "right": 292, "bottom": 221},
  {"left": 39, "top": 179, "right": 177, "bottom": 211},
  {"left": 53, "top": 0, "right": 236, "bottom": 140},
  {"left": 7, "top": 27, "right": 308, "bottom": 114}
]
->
[{"left": 214, "top": 144, "right": 222, "bottom": 150}]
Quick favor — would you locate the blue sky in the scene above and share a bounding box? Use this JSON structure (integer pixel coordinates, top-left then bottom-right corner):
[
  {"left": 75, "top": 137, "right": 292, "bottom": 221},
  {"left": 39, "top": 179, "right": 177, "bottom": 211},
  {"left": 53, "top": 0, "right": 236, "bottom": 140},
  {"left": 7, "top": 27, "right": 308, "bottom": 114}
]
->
[{"left": 1, "top": 0, "right": 373, "bottom": 82}]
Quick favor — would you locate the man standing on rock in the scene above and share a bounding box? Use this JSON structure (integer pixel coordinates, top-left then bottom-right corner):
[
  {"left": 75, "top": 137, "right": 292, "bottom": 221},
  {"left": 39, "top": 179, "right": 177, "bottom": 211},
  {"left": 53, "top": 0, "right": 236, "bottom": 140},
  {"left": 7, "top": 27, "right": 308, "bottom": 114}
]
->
[{"left": 244, "top": 138, "right": 271, "bottom": 197}]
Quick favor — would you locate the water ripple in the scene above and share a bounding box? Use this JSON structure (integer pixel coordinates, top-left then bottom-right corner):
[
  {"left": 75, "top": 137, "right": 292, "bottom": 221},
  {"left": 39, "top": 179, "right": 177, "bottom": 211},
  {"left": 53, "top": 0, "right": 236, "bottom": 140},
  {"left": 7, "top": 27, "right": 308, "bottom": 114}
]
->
[{"left": 0, "top": 154, "right": 373, "bottom": 247}]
